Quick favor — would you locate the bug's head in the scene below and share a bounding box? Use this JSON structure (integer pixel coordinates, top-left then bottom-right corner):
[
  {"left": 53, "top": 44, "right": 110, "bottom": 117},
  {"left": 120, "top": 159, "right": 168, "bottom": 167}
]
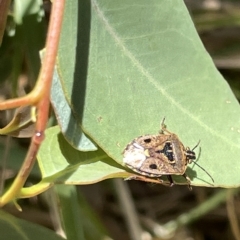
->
[
  {"left": 185, "top": 140, "right": 200, "bottom": 163},
  {"left": 185, "top": 141, "right": 214, "bottom": 184},
  {"left": 185, "top": 149, "right": 196, "bottom": 163}
]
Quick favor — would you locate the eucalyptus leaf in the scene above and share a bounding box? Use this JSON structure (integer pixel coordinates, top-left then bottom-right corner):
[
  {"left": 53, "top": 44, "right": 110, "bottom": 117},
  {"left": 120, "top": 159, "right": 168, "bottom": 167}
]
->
[
  {"left": 48, "top": 0, "right": 240, "bottom": 187},
  {"left": 38, "top": 126, "right": 130, "bottom": 184},
  {"left": 0, "top": 106, "right": 35, "bottom": 138},
  {"left": 51, "top": 65, "right": 97, "bottom": 151}
]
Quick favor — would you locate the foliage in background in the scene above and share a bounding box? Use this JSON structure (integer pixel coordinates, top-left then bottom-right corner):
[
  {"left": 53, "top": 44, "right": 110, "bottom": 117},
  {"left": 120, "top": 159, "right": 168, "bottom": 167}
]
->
[{"left": 0, "top": 0, "right": 240, "bottom": 239}]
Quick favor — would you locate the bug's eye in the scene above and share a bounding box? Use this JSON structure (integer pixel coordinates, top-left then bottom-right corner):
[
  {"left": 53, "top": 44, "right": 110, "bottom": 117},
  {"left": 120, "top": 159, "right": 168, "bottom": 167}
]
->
[
  {"left": 149, "top": 164, "right": 157, "bottom": 169},
  {"left": 144, "top": 138, "right": 151, "bottom": 143}
]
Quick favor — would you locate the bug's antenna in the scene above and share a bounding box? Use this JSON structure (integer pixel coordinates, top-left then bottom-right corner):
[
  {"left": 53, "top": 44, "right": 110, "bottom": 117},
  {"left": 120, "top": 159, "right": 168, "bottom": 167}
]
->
[
  {"left": 161, "top": 117, "right": 166, "bottom": 127},
  {"left": 192, "top": 140, "right": 201, "bottom": 151},
  {"left": 191, "top": 141, "right": 214, "bottom": 183},
  {"left": 192, "top": 161, "right": 214, "bottom": 183}
]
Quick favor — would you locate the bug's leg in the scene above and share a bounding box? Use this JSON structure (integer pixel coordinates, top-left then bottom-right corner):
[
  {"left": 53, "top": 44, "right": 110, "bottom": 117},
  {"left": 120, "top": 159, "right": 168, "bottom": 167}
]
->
[
  {"left": 167, "top": 175, "right": 174, "bottom": 187},
  {"left": 182, "top": 173, "right": 192, "bottom": 190},
  {"left": 125, "top": 175, "right": 172, "bottom": 187},
  {"left": 160, "top": 117, "right": 166, "bottom": 134},
  {"left": 125, "top": 175, "right": 164, "bottom": 184}
]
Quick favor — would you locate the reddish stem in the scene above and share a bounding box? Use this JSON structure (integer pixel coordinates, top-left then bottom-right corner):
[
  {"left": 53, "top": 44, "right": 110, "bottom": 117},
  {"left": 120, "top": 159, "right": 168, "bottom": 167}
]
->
[{"left": 0, "top": 0, "right": 65, "bottom": 206}]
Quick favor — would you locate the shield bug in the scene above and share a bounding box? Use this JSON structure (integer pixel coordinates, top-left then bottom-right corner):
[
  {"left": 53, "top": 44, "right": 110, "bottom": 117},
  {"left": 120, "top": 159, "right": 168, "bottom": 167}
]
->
[{"left": 123, "top": 118, "right": 214, "bottom": 189}]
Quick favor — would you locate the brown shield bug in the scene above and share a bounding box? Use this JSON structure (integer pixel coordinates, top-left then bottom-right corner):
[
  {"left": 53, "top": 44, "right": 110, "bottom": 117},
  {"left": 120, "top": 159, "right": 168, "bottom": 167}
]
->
[{"left": 123, "top": 118, "right": 214, "bottom": 189}]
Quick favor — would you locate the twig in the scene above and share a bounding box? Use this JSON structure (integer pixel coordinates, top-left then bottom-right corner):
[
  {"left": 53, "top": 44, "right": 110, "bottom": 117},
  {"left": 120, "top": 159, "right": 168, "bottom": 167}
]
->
[
  {"left": 113, "top": 179, "right": 146, "bottom": 240},
  {"left": 226, "top": 189, "right": 240, "bottom": 240}
]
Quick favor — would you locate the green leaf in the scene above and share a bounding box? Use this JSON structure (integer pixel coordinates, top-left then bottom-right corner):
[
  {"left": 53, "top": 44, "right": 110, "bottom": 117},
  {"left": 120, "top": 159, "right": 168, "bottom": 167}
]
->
[
  {"left": 50, "top": 0, "right": 240, "bottom": 188},
  {"left": 14, "top": 0, "right": 44, "bottom": 24},
  {"left": 0, "top": 210, "right": 64, "bottom": 240},
  {"left": 38, "top": 126, "right": 130, "bottom": 184},
  {"left": 53, "top": 185, "right": 85, "bottom": 240},
  {"left": 51, "top": 64, "right": 97, "bottom": 151},
  {"left": 53, "top": 185, "right": 109, "bottom": 240},
  {"left": 76, "top": 188, "right": 110, "bottom": 240},
  {"left": 0, "top": 106, "right": 36, "bottom": 137}
]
